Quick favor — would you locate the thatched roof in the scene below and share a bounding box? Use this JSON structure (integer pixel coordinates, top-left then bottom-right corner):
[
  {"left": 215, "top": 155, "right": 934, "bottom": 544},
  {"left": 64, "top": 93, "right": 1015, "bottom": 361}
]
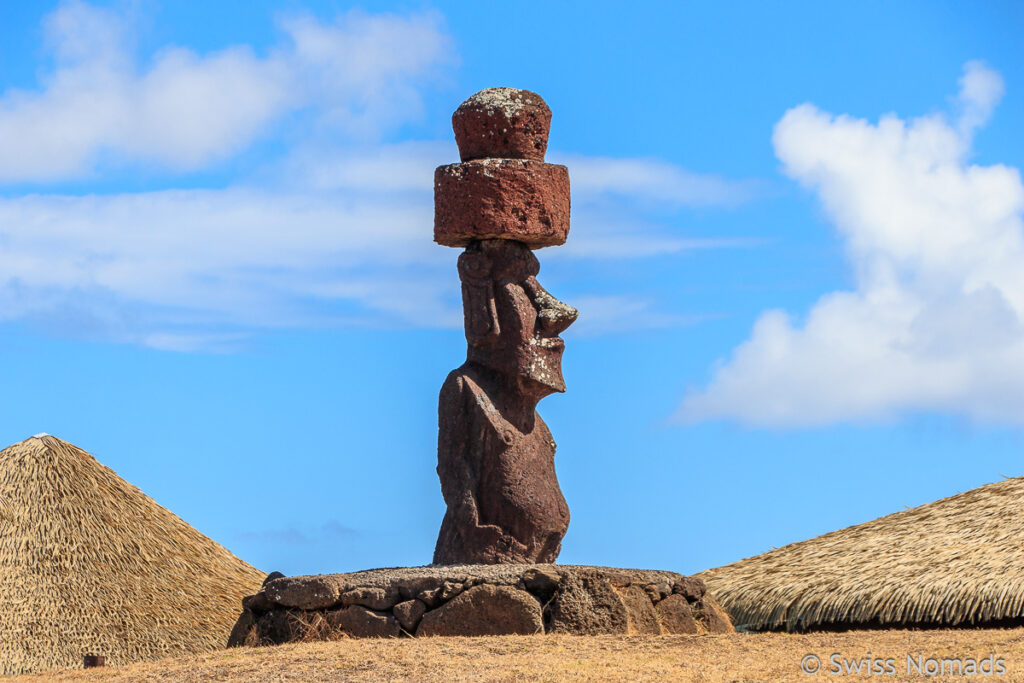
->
[
  {"left": 699, "top": 476, "right": 1024, "bottom": 632},
  {"left": 0, "top": 435, "right": 264, "bottom": 674}
]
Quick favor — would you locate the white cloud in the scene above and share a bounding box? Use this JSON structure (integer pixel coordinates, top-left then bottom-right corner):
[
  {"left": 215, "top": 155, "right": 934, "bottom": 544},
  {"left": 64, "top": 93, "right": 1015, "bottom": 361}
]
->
[
  {"left": 679, "top": 62, "right": 1024, "bottom": 427},
  {"left": 0, "top": 148, "right": 754, "bottom": 347},
  {"left": 0, "top": 3, "right": 762, "bottom": 349},
  {"left": 553, "top": 155, "right": 766, "bottom": 260},
  {"left": 0, "top": 185, "right": 454, "bottom": 344},
  {"left": 552, "top": 154, "right": 766, "bottom": 207},
  {"left": 280, "top": 141, "right": 453, "bottom": 193},
  {"left": 566, "top": 295, "right": 713, "bottom": 337},
  {"left": 0, "top": 2, "right": 452, "bottom": 181},
  {"left": 280, "top": 11, "right": 454, "bottom": 135},
  {"left": 957, "top": 60, "right": 1004, "bottom": 137},
  {"left": 556, "top": 211, "right": 760, "bottom": 260}
]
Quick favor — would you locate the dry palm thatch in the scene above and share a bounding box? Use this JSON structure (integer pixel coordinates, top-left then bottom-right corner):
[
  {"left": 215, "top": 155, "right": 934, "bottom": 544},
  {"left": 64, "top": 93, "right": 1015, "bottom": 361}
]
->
[
  {"left": 698, "top": 476, "right": 1024, "bottom": 632},
  {"left": 0, "top": 435, "right": 265, "bottom": 675}
]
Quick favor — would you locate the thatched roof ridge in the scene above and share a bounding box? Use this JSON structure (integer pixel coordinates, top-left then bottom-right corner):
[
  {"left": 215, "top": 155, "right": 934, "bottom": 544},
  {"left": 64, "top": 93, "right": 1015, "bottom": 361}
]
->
[
  {"left": 699, "top": 475, "right": 1024, "bottom": 632},
  {"left": 0, "top": 435, "right": 264, "bottom": 674}
]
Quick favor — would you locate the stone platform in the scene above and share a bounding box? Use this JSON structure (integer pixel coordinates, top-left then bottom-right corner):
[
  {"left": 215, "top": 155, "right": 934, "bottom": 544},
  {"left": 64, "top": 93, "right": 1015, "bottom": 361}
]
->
[{"left": 228, "top": 565, "right": 734, "bottom": 646}]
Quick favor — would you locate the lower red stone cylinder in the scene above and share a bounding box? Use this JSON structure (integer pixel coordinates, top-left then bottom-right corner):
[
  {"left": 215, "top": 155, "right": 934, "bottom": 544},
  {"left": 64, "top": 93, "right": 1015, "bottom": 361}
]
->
[{"left": 434, "top": 159, "right": 570, "bottom": 248}]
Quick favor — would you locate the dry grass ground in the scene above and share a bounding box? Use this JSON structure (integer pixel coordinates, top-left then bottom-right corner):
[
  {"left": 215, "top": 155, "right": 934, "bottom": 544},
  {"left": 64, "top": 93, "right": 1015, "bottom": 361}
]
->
[{"left": 14, "top": 628, "right": 1024, "bottom": 682}]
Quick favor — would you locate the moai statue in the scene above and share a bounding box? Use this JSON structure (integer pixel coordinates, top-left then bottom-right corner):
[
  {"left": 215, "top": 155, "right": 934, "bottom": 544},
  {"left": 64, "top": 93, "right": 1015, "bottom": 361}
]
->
[{"left": 432, "top": 88, "right": 578, "bottom": 565}]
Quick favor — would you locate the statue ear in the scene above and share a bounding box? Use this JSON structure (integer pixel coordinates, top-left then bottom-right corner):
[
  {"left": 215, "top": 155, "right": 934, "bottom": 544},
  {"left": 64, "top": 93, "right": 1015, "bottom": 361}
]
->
[{"left": 458, "top": 251, "right": 501, "bottom": 346}]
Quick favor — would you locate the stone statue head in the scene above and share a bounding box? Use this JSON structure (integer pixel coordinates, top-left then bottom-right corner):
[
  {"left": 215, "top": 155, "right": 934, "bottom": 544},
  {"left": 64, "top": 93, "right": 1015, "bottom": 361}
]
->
[{"left": 458, "top": 239, "right": 577, "bottom": 396}]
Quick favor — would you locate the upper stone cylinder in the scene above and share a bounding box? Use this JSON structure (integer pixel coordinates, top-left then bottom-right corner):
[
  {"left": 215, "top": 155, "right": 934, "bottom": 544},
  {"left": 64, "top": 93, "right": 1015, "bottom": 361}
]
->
[{"left": 452, "top": 88, "right": 552, "bottom": 162}]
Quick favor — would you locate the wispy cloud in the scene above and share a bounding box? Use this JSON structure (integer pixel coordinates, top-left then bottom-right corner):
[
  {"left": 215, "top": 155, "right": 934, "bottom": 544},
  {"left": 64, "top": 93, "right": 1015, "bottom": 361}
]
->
[
  {"left": 556, "top": 210, "right": 763, "bottom": 260},
  {"left": 566, "top": 295, "right": 718, "bottom": 337},
  {"left": 0, "top": 3, "right": 766, "bottom": 350},
  {"left": 0, "top": 1, "right": 453, "bottom": 181},
  {"left": 555, "top": 153, "right": 770, "bottom": 207},
  {"left": 0, "top": 165, "right": 754, "bottom": 346},
  {"left": 0, "top": 186, "right": 457, "bottom": 346},
  {"left": 235, "top": 519, "right": 359, "bottom": 546},
  {"left": 679, "top": 62, "right": 1024, "bottom": 427}
]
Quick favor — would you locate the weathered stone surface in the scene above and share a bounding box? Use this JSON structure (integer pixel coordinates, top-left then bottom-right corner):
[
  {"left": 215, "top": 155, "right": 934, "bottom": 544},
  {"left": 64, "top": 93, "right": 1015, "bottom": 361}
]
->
[
  {"left": 434, "top": 160, "right": 569, "bottom": 248},
  {"left": 452, "top": 88, "right": 552, "bottom": 162},
  {"left": 417, "top": 584, "right": 543, "bottom": 637},
  {"left": 415, "top": 586, "right": 442, "bottom": 607},
  {"left": 696, "top": 597, "right": 734, "bottom": 634},
  {"left": 263, "top": 571, "right": 285, "bottom": 586},
  {"left": 673, "top": 576, "right": 706, "bottom": 602},
  {"left": 241, "top": 565, "right": 690, "bottom": 606},
  {"left": 443, "top": 581, "right": 467, "bottom": 600},
  {"left": 618, "top": 585, "right": 662, "bottom": 635},
  {"left": 255, "top": 609, "right": 306, "bottom": 645},
  {"left": 656, "top": 594, "right": 698, "bottom": 635},
  {"left": 242, "top": 591, "right": 275, "bottom": 614},
  {"left": 546, "top": 574, "right": 628, "bottom": 635},
  {"left": 339, "top": 586, "right": 401, "bottom": 611},
  {"left": 327, "top": 605, "right": 401, "bottom": 638},
  {"left": 264, "top": 575, "right": 341, "bottom": 610},
  {"left": 242, "top": 565, "right": 535, "bottom": 607},
  {"left": 434, "top": 241, "right": 577, "bottom": 565},
  {"left": 226, "top": 610, "right": 257, "bottom": 647},
  {"left": 644, "top": 581, "right": 672, "bottom": 603},
  {"left": 231, "top": 566, "right": 730, "bottom": 643},
  {"left": 397, "top": 576, "right": 442, "bottom": 601},
  {"left": 393, "top": 599, "right": 427, "bottom": 632},
  {"left": 522, "top": 567, "right": 561, "bottom": 603},
  {"left": 416, "top": 580, "right": 465, "bottom": 607}
]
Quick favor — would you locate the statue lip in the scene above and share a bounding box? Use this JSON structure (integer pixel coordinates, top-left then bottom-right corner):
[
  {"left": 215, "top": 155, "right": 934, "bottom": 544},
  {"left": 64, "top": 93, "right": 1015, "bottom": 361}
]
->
[{"left": 535, "top": 337, "right": 565, "bottom": 350}]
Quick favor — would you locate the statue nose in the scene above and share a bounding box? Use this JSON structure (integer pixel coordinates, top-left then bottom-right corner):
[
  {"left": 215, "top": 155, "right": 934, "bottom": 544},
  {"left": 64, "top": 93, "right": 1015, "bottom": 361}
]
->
[
  {"left": 528, "top": 279, "right": 577, "bottom": 336},
  {"left": 538, "top": 299, "right": 578, "bottom": 336}
]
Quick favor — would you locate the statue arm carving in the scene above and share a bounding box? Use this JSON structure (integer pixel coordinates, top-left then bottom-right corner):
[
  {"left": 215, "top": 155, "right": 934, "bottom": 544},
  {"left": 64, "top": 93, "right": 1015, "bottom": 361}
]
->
[{"left": 437, "top": 372, "right": 527, "bottom": 558}]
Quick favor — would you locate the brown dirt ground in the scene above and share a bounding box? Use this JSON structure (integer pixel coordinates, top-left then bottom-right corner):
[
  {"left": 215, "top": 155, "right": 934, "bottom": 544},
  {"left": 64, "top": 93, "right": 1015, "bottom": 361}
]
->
[{"left": 15, "top": 629, "right": 1024, "bottom": 682}]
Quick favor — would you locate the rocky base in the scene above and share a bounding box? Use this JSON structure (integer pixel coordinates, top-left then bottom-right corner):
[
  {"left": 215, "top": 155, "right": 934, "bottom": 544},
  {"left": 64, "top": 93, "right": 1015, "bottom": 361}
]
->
[{"left": 228, "top": 565, "right": 734, "bottom": 646}]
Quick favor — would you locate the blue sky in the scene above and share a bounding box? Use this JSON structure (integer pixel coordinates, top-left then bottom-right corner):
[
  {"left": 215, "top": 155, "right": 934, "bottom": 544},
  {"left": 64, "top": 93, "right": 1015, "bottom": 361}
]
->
[{"left": 1, "top": 1, "right": 1022, "bottom": 576}]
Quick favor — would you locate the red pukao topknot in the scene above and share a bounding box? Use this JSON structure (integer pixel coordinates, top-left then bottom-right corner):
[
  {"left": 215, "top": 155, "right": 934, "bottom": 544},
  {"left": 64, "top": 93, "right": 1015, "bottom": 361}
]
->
[{"left": 452, "top": 88, "right": 552, "bottom": 162}]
